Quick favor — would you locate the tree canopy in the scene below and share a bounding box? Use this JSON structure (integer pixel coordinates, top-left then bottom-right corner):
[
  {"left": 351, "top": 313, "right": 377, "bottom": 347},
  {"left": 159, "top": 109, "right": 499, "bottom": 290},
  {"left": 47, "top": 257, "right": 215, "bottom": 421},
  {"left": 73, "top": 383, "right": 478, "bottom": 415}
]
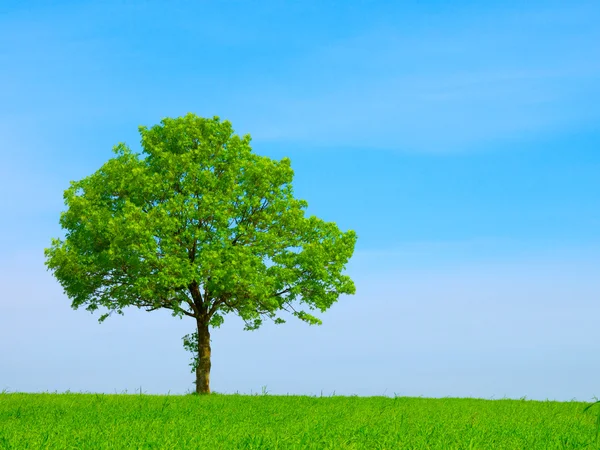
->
[{"left": 44, "top": 113, "right": 357, "bottom": 393}]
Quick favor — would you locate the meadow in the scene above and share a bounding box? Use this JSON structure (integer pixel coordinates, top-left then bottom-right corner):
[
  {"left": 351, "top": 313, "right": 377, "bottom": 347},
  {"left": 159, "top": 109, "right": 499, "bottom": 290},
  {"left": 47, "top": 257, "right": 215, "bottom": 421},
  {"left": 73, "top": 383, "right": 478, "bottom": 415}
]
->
[{"left": 1, "top": 388, "right": 600, "bottom": 449}]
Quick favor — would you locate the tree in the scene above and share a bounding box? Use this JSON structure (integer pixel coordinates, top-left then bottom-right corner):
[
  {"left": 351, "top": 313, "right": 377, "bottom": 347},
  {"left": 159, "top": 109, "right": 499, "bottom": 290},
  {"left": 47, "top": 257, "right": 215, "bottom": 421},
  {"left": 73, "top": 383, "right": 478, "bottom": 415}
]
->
[{"left": 44, "top": 113, "right": 357, "bottom": 395}]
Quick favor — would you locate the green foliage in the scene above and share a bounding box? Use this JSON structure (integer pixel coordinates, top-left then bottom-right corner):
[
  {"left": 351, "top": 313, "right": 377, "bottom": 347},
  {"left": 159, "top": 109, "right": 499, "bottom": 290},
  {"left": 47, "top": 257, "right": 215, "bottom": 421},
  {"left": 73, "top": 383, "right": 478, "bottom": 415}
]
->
[
  {"left": 181, "top": 332, "right": 199, "bottom": 373},
  {"left": 44, "top": 113, "right": 357, "bottom": 369},
  {"left": 1, "top": 392, "right": 599, "bottom": 449}
]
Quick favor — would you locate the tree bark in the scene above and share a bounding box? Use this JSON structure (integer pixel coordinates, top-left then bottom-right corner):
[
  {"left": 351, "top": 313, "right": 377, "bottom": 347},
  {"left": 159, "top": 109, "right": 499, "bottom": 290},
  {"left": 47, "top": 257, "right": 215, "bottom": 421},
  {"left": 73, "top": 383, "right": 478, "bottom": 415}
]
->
[{"left": 195, "top": 318, "right": 212, "bottom": 394}]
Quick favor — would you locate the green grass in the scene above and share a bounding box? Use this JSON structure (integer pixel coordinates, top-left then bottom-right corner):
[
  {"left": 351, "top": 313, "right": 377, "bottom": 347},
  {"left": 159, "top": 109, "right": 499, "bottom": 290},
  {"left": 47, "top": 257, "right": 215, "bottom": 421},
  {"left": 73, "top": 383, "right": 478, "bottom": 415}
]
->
[{"left": 1, "top": 387, "right": 600, "bottom": 449}]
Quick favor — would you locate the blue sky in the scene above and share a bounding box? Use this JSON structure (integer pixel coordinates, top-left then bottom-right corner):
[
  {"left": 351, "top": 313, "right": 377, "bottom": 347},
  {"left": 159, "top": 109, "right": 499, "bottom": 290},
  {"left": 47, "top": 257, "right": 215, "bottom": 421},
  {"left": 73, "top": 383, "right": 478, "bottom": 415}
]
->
[{"left": 1, "top": 0, "right": 599, "bottom": 402}]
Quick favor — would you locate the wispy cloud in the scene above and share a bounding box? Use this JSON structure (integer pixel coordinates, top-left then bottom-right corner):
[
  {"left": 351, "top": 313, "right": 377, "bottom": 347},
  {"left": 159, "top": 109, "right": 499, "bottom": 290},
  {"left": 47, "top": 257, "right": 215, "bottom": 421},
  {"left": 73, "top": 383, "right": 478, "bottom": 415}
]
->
[{"left": 238, "top": 4, "right": 600, "bottom": 152}]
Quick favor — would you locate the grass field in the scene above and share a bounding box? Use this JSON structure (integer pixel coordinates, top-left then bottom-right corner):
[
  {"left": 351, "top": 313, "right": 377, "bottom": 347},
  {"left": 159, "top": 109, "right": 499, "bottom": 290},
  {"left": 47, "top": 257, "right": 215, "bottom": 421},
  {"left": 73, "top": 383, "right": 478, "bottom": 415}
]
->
[{"left": 1, "top": 388, "right": 599, "bottom": 449}]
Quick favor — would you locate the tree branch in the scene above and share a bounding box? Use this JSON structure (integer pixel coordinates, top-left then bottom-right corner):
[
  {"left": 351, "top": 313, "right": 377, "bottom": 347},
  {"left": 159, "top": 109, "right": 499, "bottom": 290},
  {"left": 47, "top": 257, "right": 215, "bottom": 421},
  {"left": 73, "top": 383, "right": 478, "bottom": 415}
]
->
[
  {"left": 207, "top": 293, "right": 225, "bottom": 318},
  {"left": 274, "top": 287, "right": 292, "bottom": 297},
  {"left": 141, "top": 303, "right": 196, "bottom": 317},
  {"left": 188, "top": 280, "right": 208, "bottom": 317},
  {"left": 140, "top": 298, "right": 196, "bottom": 318},
  {"left": 282, "top": 300, "right": 300, "bottom": 315},
  {"left": 230, "top": 199, "right": 270, "bottom": 246},
  {"left": 188, "top": 237, "right": 197, "bottom": 263}
]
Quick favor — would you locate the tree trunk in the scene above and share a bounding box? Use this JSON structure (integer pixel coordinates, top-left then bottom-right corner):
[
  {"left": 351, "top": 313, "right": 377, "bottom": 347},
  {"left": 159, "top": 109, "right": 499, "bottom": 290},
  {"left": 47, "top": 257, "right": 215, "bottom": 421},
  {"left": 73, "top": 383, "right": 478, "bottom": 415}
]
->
[{"left": 195, "top": 318, "right": 212, "bottom": 394}]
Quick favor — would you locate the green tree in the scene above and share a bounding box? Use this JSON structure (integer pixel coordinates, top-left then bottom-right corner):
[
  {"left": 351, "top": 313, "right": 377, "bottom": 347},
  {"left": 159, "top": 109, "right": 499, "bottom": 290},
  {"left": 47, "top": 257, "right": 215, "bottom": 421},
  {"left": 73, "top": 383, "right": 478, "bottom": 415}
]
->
[{"left": 44, "top": 113, "right": 357, "bottom": 394}]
